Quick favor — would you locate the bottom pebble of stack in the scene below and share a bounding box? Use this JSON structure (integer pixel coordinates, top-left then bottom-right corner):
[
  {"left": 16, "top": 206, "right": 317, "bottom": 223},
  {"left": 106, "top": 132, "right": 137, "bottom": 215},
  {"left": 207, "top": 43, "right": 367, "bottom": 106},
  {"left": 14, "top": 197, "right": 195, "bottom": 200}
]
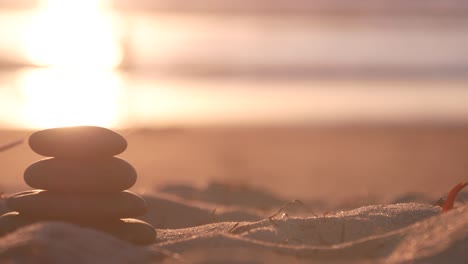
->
[{"left": 0, "top": 212, "right": 156, "bottom": 245}]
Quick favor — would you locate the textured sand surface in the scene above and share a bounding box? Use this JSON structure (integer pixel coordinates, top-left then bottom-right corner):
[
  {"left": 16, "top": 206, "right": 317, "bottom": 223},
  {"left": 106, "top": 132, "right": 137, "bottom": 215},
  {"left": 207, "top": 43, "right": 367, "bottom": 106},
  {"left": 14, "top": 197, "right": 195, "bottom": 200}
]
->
[
  {"left": 0, "top": 201, "right": 466, "bottom": 263},
  {"left": 1, "top": 126, "right": 468, "bottom": 263}
]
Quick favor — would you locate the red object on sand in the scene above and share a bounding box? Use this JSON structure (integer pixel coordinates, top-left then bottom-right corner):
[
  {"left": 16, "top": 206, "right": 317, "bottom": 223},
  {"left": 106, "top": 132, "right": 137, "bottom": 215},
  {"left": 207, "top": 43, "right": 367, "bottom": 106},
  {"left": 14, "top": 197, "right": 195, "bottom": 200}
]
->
[{"left": 442, "top": 182, "right": 468, "bottom": 213}]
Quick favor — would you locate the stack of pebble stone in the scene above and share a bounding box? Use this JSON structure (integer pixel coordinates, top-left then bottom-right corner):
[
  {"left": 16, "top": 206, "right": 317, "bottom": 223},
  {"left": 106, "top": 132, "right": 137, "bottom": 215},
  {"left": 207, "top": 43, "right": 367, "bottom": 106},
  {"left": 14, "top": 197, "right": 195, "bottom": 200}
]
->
[{"left": 0, "top": 126, "right": 156, "bottom": 244}]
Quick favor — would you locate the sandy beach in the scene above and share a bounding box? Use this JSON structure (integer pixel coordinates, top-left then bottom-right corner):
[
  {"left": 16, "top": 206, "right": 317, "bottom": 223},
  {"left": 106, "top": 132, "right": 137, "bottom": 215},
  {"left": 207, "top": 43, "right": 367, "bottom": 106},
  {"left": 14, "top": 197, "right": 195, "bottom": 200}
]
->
[
  {"left": 2, "top": 125, "right": 468, "bottom": 203},
  {"left": 1, "top": 0, "right": 468, "bottom": 262},
  {"left": 1, "top": 125, "right": 467, "bottom": 263}
]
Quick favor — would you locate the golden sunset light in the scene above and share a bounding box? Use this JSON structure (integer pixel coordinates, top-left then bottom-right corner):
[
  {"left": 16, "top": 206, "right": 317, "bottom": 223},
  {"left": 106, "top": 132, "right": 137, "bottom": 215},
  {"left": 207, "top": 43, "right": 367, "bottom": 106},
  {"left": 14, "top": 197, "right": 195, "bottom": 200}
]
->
[
  {"left": 21, "top": 0, "right": 122, "bottom": 68},
  {"left": 2, "top": 1, "right": 468, "bottom": 261},
  {"left": 19, "top": 68, "right": 123, "bottom": 129},
  {"left": 15, "top": 0, "right": 124, "bottom": 129}
]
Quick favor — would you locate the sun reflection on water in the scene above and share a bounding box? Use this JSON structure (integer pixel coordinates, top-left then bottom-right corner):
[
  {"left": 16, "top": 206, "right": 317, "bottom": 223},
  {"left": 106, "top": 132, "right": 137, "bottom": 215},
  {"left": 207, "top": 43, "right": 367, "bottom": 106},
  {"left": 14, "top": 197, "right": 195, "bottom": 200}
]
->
[
  {"left": 19, "top": 69, "right": 123, "bottom": 129},
  {"left": 17, "top": 0, "right": 124, "bottom": 129}
]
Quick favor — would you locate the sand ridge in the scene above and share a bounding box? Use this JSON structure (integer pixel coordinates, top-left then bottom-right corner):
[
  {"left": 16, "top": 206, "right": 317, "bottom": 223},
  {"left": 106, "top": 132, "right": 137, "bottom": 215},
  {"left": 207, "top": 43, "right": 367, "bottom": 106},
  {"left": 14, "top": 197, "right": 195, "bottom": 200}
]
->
[{"left": 2, "top": 201, "right": 466, "bottom": 263}]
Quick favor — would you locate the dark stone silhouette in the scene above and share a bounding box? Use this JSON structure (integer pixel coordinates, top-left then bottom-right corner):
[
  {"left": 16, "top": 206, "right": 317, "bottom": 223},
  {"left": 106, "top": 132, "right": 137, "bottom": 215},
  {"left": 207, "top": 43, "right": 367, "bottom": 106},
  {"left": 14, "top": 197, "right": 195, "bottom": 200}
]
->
[
  {"left": 24, "top": 157, "right": 137, "bottom": 193},
  {"left": 0, "top": 126, "right": 156, "bottom": 245},
  {"left": 29, "top": 126, "right": 127, "bottom": 158}
]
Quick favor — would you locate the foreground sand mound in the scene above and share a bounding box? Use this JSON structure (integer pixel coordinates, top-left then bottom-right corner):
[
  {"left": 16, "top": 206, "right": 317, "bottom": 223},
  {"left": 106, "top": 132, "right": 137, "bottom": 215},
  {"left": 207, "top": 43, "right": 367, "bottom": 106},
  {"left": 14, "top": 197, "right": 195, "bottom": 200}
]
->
[
  {"left": 0, "top": 222, "right": 157, "bottom": 263},
  {"left": 156, "top": 204, "right": 466, "bottom": 263},
  {"left": 156, "top": 203, "right": 440, "bottom": 245},
  {"left": 1, "top": 203, "right": 467, "bottom": 263}
]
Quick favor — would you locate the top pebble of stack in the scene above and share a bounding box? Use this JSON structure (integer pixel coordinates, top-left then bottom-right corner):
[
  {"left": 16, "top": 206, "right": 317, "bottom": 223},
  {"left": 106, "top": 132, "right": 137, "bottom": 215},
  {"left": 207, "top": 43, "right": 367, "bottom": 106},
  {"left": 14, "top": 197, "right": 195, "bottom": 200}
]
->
[{"left": 29, "top": 126, "right": 127, "bottom": 158}]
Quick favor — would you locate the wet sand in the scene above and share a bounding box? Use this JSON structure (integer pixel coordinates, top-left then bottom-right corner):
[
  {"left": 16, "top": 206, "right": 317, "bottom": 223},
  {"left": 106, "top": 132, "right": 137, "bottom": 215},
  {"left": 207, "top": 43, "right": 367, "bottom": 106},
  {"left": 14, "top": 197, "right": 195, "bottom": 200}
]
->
[{"left": 2, "top": 124, "right": 468, "bottom": 204}]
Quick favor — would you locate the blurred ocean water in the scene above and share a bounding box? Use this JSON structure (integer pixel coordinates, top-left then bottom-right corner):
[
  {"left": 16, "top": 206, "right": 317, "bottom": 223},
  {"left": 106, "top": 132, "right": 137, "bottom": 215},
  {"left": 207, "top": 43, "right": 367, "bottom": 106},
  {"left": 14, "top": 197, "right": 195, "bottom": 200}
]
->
[
  {"left": 2, "top": 10, "right": 468, "bottom": 73},
  {"left": 1, "top": 2, "right": 468, "bottom": 129}
]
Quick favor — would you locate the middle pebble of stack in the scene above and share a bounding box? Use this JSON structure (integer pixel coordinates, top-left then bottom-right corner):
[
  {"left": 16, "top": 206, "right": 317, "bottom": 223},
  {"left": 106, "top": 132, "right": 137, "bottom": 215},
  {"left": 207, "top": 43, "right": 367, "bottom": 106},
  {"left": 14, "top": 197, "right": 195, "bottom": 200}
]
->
[{"left": 7, "top": 126, "right": 155, "bottom": 244}]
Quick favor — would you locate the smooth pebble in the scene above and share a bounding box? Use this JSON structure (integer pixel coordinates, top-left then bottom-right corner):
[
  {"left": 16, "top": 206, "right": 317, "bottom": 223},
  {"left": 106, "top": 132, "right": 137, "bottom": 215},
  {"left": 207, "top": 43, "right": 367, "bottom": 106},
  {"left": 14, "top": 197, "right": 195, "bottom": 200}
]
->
[
  {"left": 6, "top": 190, "right": 147, "bottom": 221},
  {"left": 29, "top": 126, "right": 127, "bottom": 158},
  {"left": 24, "top": 157, "right": 137, "bottom": 193}
]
